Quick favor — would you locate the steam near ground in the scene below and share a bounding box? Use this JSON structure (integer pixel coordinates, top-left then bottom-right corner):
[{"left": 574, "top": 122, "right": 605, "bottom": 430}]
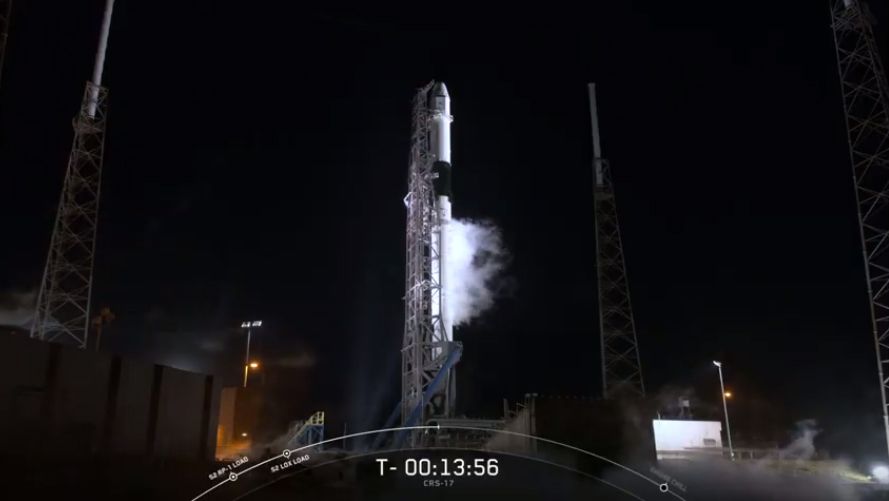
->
[
  {"left": 0, "top": 289, "right": 34, "bottom": 326},
  {"left": 444, "top": 218, "right": 509, "bottom": 327},
  {"left": 562, "top": 417, "right": 867, "bottom": 501}
]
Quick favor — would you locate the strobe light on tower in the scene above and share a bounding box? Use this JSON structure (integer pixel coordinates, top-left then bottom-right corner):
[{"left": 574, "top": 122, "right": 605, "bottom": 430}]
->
[{"left": 400, "top": 81, "right": 462, "bottom": 445}]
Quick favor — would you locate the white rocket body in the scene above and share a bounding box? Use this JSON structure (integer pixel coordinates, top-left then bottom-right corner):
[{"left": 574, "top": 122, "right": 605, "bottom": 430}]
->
[{"left": 430, "top": 83, "right": 454, "bottom": 343}]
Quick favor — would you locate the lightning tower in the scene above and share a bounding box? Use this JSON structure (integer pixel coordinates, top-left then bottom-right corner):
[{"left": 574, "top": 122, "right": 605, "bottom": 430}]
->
[
  {"left": 31, "top": 0, "right": 115, "bottom": 348},
  {"left": 589, "top": 83, "right": 646, "bottom": 399},
  {"left": 830, "top": 0, "right": 889, "bottom": 456},
  {"left": 401, "top": 81, "right": 461, "bottom": 443}
]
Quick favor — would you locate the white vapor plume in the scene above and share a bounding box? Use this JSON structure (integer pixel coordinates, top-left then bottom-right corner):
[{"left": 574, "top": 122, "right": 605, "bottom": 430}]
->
[
  {"left": 0, "top": 290, "right": 36, "bottom": 326},
  {"left": 781, "top": 419, "right": 820, "bottom": 460},
  {"left": 445, "top": 218, "right": 509, "bottom": 326}
]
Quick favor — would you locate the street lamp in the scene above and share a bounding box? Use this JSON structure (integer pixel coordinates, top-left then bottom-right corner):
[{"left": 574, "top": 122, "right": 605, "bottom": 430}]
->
[
  {"left": 241, "top": 320, "right": 262, "bottom": 387},
  {"left": 713, "top": 360, "right": 735, "bottom": 460}
]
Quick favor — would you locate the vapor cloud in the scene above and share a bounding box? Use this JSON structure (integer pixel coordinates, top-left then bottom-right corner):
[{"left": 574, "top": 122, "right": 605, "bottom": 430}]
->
[
  {"left": 445, "top": 218, "right": 509, "bottom": 326},
  {"left": 781, "top": 419, "right": 820, "bottom": 460},
  {"left": 0, "top": 289, "right": 35, "bottom": 326}
]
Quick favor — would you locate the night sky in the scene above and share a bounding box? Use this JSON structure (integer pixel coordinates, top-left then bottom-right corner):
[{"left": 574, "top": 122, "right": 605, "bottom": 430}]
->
[{"left": 2, "top": 1, "right": 888, "bottom": 461}]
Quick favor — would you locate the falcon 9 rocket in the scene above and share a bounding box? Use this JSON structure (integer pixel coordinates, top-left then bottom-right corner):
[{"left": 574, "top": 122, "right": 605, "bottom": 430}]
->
[{"left": 430, "top": 82, "right": 454, "bottom": 344}]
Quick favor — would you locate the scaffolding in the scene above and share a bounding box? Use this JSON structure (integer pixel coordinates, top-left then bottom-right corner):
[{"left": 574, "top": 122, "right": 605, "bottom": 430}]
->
[{"left": 401, "top": 82, "right": 460, "bottom": 445}]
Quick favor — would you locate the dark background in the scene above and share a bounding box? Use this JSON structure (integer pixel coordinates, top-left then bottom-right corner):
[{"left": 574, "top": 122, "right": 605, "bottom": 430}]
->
[{"left": 1, "top": 1, "right": 888, "bottom": 463}]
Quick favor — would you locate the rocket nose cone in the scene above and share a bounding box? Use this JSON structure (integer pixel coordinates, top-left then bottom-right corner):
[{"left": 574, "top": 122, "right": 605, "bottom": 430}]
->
[{"left": 432, "top": 82, "right": 449, "bottom": 98}]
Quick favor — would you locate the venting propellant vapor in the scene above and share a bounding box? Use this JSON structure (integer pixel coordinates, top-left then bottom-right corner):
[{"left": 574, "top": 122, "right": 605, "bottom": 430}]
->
[{"left": 430, "top": 83, "right": 508, "bottom": 336}]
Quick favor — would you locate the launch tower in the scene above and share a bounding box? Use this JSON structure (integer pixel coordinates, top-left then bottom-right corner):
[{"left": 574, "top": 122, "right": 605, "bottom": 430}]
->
[
  {"left": 31, "top": 0, "right": 115, "bottom": 348},
  {"left": 830, "top": 0, "right": 889, "bottom": 457},
  {"left": 401, "top": 81, "right": 461, "bottom": 443},
  {"left": 589, "top": 83, "right": 646, "bottom": 399}
]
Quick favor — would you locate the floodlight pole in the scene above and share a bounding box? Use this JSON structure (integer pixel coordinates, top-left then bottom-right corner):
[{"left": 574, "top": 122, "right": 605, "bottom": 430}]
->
[
  {"left": 713, "top": 360, "right": 735, "bottom": 460},
  {"left": 241, "top": 320, "right": 262, "bottom": 387}
]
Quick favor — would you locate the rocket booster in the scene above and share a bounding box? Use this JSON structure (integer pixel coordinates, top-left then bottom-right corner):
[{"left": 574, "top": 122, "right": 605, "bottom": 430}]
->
[{"left": 430, "top": 82, "right": 454, "bottom": 342}]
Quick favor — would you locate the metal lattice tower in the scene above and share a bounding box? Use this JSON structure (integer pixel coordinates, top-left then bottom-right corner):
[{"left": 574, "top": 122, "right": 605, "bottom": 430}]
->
[
  {"left": 589, "top": 83, "right": 645, "bottom": 399},
  {"left": 0, "top": 1, "right": 11, "bottom": 89},
  {"left": 830, "top": 0, "right": 889, "bottom": 457},
  {"left": 31, "top": 0, "right": 115, "bottom": 349},
  {"left": 401, "top": 82, "right": 460, "bottom": 443}
]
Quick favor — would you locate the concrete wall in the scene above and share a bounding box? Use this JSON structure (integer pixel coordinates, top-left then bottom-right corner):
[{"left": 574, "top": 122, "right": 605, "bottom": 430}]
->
[
  {"left": 0, "top": 332, "right": 220, "bottom": 461},
  {"left": 155, "top": 366, "right": 208, "bottom": 458},
  {"left": 110, "top": 357, "right": 154, "bottom": 454},
  {"left": 53, "top": 344, "right": 111, "bottom": 455}
]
